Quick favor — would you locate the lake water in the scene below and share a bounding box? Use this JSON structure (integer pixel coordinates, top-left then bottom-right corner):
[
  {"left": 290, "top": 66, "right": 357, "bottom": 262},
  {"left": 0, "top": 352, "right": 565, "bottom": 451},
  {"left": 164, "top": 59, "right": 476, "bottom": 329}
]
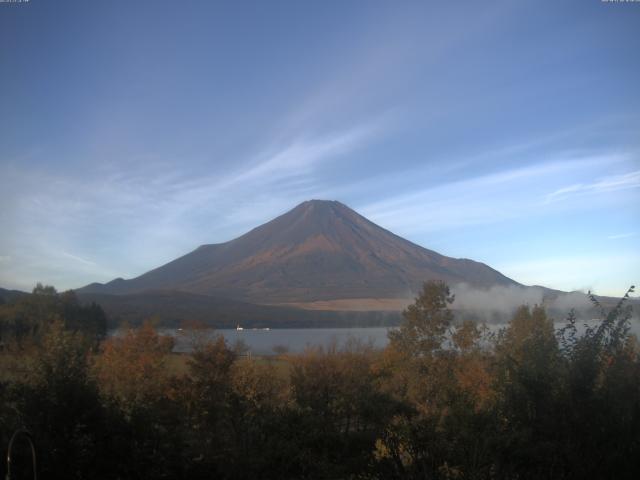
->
[
  {"left": 164, "top": 327, "right": 393, "bottom": 355},
  {"left": 156, "top": 317, "right": 640, "bottom": 355}
]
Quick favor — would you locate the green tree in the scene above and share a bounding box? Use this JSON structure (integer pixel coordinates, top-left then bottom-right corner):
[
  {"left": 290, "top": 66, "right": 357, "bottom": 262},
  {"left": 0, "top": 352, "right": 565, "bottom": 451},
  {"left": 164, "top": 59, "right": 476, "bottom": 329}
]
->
[
  {"left": 225, "top": 359, "right": 290, "bottom": 479},
  {"left": 0, "top": 284, "right": 106, "bottom": 350},
  {"left": 288, "top": 341, "right": 396, "bottom": 479},
  {"left": 555, "top": 286, "right": 640, "bottom": 479},
  {"left": 178, "top": 336, "right": 236, "bottom": 478},
  {"left": 492, "top": 305, "right": 564, "bottom": 478},
  {"left": 388, "top": 280, "right": 455, "bottom": 357},
  {"left": 9, "top": 320, "right": 109, "bottom": 478}
]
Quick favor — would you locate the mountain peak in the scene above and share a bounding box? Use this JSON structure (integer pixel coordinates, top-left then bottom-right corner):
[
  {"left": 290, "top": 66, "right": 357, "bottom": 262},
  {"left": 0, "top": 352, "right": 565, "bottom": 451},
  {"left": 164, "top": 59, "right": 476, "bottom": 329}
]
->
[
  {"left": 292, "top": 199, "right": 352, "bottom": 216},
  {"left": 299, "top": 199, "right": 342, "bottom": 206}
]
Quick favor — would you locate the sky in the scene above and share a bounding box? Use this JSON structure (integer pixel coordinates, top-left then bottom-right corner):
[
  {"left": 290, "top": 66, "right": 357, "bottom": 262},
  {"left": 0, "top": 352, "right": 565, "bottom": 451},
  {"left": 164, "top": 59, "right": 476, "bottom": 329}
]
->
[{"left": 1, "top": 0, "right": 639, "bottom": 297}]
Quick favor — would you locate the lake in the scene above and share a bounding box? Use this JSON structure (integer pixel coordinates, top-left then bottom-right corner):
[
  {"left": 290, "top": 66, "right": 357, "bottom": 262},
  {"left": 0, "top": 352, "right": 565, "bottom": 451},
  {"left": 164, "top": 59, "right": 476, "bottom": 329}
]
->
[
  {"left": 157, "top": 317, "right": 640, "bottom": 355},
  {"left": 164, "top": 327, "right": 393, "bottom": 355}
]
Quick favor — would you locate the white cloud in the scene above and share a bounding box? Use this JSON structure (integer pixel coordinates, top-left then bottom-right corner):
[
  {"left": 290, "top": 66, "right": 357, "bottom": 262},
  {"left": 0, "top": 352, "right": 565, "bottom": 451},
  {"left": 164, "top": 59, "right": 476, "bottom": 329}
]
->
[{"left": 608, "top": 232, "right": 637, "bottom": 240}]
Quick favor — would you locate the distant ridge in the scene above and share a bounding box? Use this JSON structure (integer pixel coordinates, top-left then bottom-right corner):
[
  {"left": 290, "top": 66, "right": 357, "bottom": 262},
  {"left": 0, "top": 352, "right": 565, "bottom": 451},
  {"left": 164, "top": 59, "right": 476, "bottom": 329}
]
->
[
  {"left": 78, "top": 200, "right": 520, "bottom": 304},
  {"left": 77, "top": 290, "right": 400, "bottom": 329},
  {"left": 0, "top": 287, "right": 28, "bottom": 303}
]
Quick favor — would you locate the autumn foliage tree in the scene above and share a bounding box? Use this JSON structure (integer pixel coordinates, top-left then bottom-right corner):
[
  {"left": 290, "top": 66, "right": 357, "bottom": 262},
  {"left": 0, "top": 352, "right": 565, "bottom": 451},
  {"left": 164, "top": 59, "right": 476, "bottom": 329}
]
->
[
  {"left": 92, "top": 322, "right": 180, "bottom": 478},
  {"left": 375, "top": 281, "right": 498, "bottom": 479},
  {"left": 93, "top": 322, "right": 174, "bottom": 409}
]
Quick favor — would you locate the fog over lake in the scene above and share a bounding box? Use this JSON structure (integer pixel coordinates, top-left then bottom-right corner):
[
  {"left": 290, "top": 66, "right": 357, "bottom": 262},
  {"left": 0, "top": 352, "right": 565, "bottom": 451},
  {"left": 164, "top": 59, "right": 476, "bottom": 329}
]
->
[{"left": 167, "top": 327, "right": 391, "bottom": 355}]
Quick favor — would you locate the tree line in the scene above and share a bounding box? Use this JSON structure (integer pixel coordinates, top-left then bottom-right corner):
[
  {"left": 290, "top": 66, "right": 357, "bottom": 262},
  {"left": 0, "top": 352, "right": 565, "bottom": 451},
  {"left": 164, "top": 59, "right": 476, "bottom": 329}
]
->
[{"left": 0, "top": 281, "right": 638, "bottom": 479}]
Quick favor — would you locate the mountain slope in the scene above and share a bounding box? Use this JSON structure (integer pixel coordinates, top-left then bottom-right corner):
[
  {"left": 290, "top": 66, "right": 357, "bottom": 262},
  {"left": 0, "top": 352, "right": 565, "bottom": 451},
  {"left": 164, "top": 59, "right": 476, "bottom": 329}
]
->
[{"left": 78, "top": 200, "right": 520, "bottom": 303}]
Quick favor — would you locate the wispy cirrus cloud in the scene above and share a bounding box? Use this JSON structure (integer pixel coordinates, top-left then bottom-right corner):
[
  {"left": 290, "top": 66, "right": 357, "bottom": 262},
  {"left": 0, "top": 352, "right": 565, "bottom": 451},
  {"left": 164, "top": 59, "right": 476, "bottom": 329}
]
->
[
  {"left": 545, "top": 170, "right": 640, "bottom": 204},
  {"left": 195, "top": 121, "right": 382, "bottom": 195},
  {"left": 60, "top": 251, "right": 97, "bottom": 267},
  {"left": 359, "top": 152, "right": 632, "bottom": 235}
]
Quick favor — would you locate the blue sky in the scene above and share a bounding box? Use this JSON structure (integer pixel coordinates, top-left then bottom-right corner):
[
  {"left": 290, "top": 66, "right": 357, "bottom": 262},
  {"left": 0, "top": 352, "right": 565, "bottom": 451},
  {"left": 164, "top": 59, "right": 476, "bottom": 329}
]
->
[{"left": 1, "top": 0, "right": 638, "bottom": 296}]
